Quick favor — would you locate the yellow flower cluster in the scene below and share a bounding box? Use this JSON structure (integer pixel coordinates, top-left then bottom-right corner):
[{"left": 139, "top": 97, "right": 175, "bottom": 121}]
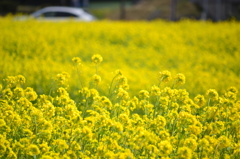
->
[
  {"left": 1, "top": 17, "right": 240, "bottom": 99},
  {"left": 0, "top": 54, "right": 239, "bottom": 158}
]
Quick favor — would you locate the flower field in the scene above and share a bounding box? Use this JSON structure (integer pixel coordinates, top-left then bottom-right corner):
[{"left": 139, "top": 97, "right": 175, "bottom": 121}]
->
[{"left": 0, "top": 17, "right": 240, "bottom": 158}]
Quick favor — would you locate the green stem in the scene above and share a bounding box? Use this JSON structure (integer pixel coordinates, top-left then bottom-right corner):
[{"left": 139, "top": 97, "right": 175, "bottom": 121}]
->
[
  {"left": 108, "top": 74, "right": 119, "bottom": 97},
  {"left": 95, "top": 64, "right": 98, "bottom": 75},
  {"left": 213, "top": 142, "right": 221, "bottom": 159},
  {"left": 76, "top": 66, "right": 83, "bottom": 89},
  {"left": 158, "top": 77, "right": 164, "bottom": 87},
  {"left": 208, "top": 98, "right": 211, "bottom": 106}
]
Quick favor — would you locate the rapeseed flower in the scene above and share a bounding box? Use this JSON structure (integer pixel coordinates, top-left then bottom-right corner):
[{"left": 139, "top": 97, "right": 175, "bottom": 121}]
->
[
  {"left": 184, "top": 137, "right": 198, "bottom": 150},
  {"left": 0, "top": 119, "right": 6, "bottom": 128},
  {"left": 158, "top": 140, "right": 172, "bottom": 157},
  {"left": 116, "top": 75, "right": 128, "bottom": 87},
  {"left": 92, "top": 74, "right": 101, "bottom": 85},
  {"left": 0, "top": 143, "right": 6, "bottom": 156},
  {"left": 0, "top": 53, "right": 239, "bottom": 159},
  {"left": 13, "top": 87, "right": 24, "bottom": 99},
  {"left": 72, "top": 57, "right": 81, "bottom": 65},
  {"left": 217, "top": 136, "right": 231, "bottom": 149},
  {"left": 177, "top": 147, "right": 192, "bottom": 159},
  {"left": 159, "top": 70, "right": 172, "bottom": 83},
  {"left": 139, "top": 90, "right": 149, "bottom": 100},
  {"left": 227, "top": 86, "right": 238, "bottom": 94},
  {"left": 194, "top": 94, "right": 206, "bottom": 107},
  {"left": 25, "top": 87, "right": 38, "bottom": 101},
  {"left": 2, "top": 88, "right": 13, "bottom": 99},
  {"left": 159, "top": 130, "right": 170, "bottom": 140},
  {"left": 7, "top": 150, "right": 17, "bottom": 159},
  {"left": 206, "top": 89, "right": 219, "bottom": 102},
  {"left": 150, "top": 85, "right": 160, "bottom": 96},
  {"left": 16, "top": 75, "right": 26, "bottom": 86},
  {"left": 27, "top": 144, "right": 40, "bottom": 156},
  {"left": 174, "top": 73, "right": 186, "bottom": 86},
  {"left": 52, "top": 139, "right": 69, "bottom": 152},
  {"left": 92, "top": 54, "right": 103, "bottom": 64},
  {"left": 55, "top": 72, "right": 70, "bottom": 87},
  {"left": 4, "top": 76, "right": 17, "bottom": 88}
]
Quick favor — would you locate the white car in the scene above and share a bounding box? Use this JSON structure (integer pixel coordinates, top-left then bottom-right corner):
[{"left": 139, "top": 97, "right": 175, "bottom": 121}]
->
[{"left": 30, "top": 6, "right": 96, "bottom": 21}]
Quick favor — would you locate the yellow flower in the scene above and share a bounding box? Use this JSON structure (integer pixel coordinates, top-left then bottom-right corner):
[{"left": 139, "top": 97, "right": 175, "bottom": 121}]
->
[
  {"left": 206, "top": 89, "right": 219, "bottom": 101},
  {"left": 66, "top": 150, "right": 77, "bottom": 159},
  {"left": 199, "top": 138, "right": 209, "bottom": 148},
  {"left": 92, "top": 54, "right": 103, "bottom": 64},
  {"left": 52, "top": 139, "right": 69, "bottom": 152},
  {"left": 90, "top": 88, "right": 99, "bottom": 97},
  {"left": 227, "top": 86, "right": 238, "bottom": 94},
  {"left": 119, "top": 113, "right": 129, "bottom": 124},
  {"left": 20, "top": 138, "right": 30, "bottom": 146},
  {"left": 184, "top": 138, "right": 198, "bottom": 150},
  {"left": 138, "top": 90, "right": 149, "bottom": 100},
  {"left": 72, "top": 57, "right": 81, "bottom": 65},
  {"left": 27, "top": 144, "right": 40, "bottom": 156},
  {"left": 16, "top": 75, "right": 26, "bottom": 85},
  {"left": 105, "top": 150, "right": 115, "bottom": 159},
  {"left": 3, "top": 76, "right": 17, "bottom": 88},
  {"left": 117, "top": 88, "right": 129, "bottom": 100},
  {"left": 147, "top": 144, "right": 158, "bottom": 154},
  {"left": 82, "top": 126, "right": 93, "bottom": 138},
  {"left": 41, "top": 155, "right": 53, "bottom": 159},
  {"left": 25, "top": 87, "right": 38, "bottom": 101},
  {"left": 7, "top": 150, "right": 17, "bottom": 159},
  {"left": 0, "top": 119, "right": 6, "bottom": 127},
  {"left": 174, "top": 73, "right": 186, "bottom": 85},
  {"left": 92, "top": 74, "right": 102, "bottom": 85},
  {"left": 177, "top": 147, "right": 192, "bottom": 159},
  {"left": 0, "top": 143, "right": 6, "bottom": 156},
  {"left": 71, "top": 141, "right": 81, "bottom": 151},
  {"left": 115, "top": 122, "right": 123, "bottom": 132},
  {"left": 2, "top": 88, "right": 13, "bottom": 99},
  {"left": 217, "top": 136, "right": 231, "bottom": 149},
  {"left": 116, "top": 75, "right": 128, "bottom": 87},
  {"left": 101, "top": 96, "right": 112, "bottom": 109},
  {"left": 55, "top": 72, "right": 70, "bottom": 86},
  {"left": 160, "top": 96, "right": 169, "bottom": 106},
  {"left": 159, "top": 70, "right": 172, "bottom": 83},
  {"left": 158, "top": 140, "right": 172, "bottom": 156},
  {"left": 150, "top": 85, "right": 160, "bottom": 96},
  {"left": 23, "top": 129, "right": 33, "bottom": 137},
  {"left": 115, "top": 69, "right": 122, "bottom": 76},
  {"left": 187, "top": 124, "right": 202, "bottom": 135},
  {"left": 13, "top": 87, "right": 24, "bottom": 99},
  {"left": 39, "top": 142, "right": 50, "bottom": 153},
  {"left": 38, "top": 130, "right": 52, "bottom": 141},
  {"left": 159, "top": 130, "right": 170, "bottom": 140},
  {"left": 194, "top": 94, "right": 206, "bottom": 107},
  {"left": 224, "top": 91, "right": 237, "bottom": 101},
  {"left": 223, "top": 154, "right": 231, "bottom": 159},
  {"left": 156, "top": 115, "right": 167, "bottom": 128}
]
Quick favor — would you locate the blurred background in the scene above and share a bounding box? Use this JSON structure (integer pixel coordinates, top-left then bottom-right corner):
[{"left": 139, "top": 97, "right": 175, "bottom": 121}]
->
[{"left": 0, "top": 0, "right": 240, "bottom": 21}]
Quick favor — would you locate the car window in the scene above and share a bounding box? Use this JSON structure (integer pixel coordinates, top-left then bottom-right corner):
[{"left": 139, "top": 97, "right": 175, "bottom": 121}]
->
[
  {"left": 41, "top": 11, "right": 78, "bottom": 18},
  {"left": 41, "top": 12, "right": 55, "bottom": 17},
  {"left": 55, "top": 12, "right": 78, "bottom": 17}
]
